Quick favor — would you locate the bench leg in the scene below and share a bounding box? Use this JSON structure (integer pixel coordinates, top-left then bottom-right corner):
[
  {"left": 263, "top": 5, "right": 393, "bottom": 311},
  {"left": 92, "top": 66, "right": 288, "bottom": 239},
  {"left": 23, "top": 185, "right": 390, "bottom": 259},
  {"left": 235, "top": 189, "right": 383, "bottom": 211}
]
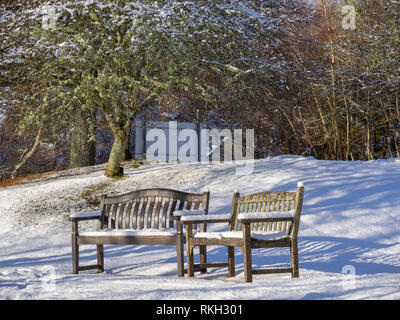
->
[
  {"left": 72, "top": 234, "right": 79, "bottom": 274},
  {"left": 72, "top": 221, "right": 79, "bottom": 274},
  {"left": 199, "top": 245, "right": 207, "bottom": 274},
  {"left": 291, "top": 238, "right": 299, "bottom": 278},
  {"left": 185, "top": 224, "right": 195, "bottom": 278},
  {"left": 187, "top": 245, "right": 195, "bottom": 278},
  {"left": 97, "top": 245, "right": 104, "bottom": 273},
  {"left": 228, "top": 246, "right": 235, "bottom": 277},
  {"left": 176, "top": 234, "right": 185, "bottom": 277},
  {"left": 243, "top": 224, "right": 252, "bottom": 283},
  {"left": 243, "top": 252, "right": 252, "bottom": 283}
]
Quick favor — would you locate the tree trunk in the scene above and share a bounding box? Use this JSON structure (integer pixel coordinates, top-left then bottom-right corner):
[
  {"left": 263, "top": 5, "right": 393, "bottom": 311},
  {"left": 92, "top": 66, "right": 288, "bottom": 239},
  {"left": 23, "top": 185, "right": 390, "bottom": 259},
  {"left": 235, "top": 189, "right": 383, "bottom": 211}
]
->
[
  {"left": 105, "top": 127, "right": 128, "bottom": 178},
  {"left": 11, "top": 125, "right": 43, "bottom": 179},
  {"left": 123, "top": 128, "right": 132, "bottom": 161},
  {"left": 69, "top": 107, "right": 96, "bottom": 169}
]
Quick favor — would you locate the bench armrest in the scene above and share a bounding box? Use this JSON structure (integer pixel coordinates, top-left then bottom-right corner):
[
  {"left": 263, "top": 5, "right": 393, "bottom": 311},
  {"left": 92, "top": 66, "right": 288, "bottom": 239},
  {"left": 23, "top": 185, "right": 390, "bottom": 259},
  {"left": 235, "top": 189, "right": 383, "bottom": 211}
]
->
[
  {"left": 181, "top": 214, "right": 231, "bottom": 225},
  {"left": 69, "top": 211, "right": 103, "bottom": 222}
]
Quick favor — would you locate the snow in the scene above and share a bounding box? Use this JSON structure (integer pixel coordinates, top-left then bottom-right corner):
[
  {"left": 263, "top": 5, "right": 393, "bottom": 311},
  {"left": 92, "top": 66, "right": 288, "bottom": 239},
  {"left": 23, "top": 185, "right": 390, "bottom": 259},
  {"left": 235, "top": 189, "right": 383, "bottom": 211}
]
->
[
  {"left": 180, "top": 213, "right": 231, "bottom": 221},
  {"left": 69, "top": 211, "right": 102, "bottom": 218},
  {"left": 80, "top": 228, "right": 177, "bottom": 237},
  {"left": 1, "top": 155, "right": 400, "bottom": 300}
]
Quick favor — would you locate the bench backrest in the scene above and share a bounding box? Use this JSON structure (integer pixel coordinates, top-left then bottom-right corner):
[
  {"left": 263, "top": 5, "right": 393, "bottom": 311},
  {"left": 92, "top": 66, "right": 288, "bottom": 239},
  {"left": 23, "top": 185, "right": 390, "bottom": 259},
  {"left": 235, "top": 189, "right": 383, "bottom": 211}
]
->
[
  {"left": 99, "top": 188, "right": 210, "bottom": 231},
  {"left": 228, "top": 185, "right": 304, "bottom": 237}
]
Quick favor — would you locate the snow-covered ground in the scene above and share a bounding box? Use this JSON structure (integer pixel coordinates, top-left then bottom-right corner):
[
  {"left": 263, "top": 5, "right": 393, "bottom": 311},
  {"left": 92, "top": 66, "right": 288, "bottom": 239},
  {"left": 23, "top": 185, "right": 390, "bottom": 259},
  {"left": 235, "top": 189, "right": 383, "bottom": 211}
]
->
[{"left": 0, "top": 155, "right": 399, "bottom": 300}]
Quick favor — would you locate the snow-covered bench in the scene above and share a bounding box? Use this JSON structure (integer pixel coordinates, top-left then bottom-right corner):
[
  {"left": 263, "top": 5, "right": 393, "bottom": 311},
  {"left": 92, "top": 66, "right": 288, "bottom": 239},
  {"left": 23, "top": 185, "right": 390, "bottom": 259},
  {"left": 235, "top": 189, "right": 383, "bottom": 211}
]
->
[
  {"left": 69, "top": 188, "right": 209, "bottom": 276},
  {"left": 183, "top": 183, "right": 305, "bottom": 282}
]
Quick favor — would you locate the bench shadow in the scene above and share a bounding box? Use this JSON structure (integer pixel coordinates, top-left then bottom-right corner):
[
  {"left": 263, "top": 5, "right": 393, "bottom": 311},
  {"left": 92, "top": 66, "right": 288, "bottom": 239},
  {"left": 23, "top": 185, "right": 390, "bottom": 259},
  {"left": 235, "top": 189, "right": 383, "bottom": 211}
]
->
[
  {"left": 193, "top": 235, "right": 400, "bottom": 278},
  {"left": 1, "top": 235, "right": 398, "bottom": 280},
  {"left": 90, "top": 234, "right": 400, "bottom": 278}
]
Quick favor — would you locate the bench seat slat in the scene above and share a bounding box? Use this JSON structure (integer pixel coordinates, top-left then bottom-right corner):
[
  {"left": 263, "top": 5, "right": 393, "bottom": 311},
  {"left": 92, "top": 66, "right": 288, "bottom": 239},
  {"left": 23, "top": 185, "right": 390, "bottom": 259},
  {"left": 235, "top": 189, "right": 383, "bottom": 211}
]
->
[
  {"left": 111, "top": 203, "right": 118, "bottom": 229},
  {"left": 161, "top": 198, "right": 170, "bottom": 228},
  {"left": 118, "top": 202, "right": 126, "bottom": 229},
  {"left": 131, "top": 200, "right": 140, "bottom": 229},
  {"left": 154, "top": 197, "right": 162, "bottom": 229},
  {"left": 125, "top": 200, "right": 133, "bottom": 229},
  {"left": 147, "top": 197, "right": 155, "bottom": 229},
  {"left": 139, "top": 197, "right": 148, "bottom": 229}
]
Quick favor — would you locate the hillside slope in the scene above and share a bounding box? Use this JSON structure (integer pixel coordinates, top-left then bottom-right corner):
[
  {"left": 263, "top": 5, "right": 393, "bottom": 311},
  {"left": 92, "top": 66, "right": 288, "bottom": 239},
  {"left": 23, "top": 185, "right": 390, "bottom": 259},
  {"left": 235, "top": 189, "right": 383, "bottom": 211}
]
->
[{"left": 0, "top": 156, "right": 399, "bottom": 299}]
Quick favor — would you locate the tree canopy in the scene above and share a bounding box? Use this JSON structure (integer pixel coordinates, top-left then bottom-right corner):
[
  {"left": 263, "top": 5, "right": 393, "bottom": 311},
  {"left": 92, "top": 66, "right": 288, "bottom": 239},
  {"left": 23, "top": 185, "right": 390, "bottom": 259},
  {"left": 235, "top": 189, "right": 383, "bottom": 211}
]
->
[{"left": 2, "top": 0, "right": 304, "bottom": 177}]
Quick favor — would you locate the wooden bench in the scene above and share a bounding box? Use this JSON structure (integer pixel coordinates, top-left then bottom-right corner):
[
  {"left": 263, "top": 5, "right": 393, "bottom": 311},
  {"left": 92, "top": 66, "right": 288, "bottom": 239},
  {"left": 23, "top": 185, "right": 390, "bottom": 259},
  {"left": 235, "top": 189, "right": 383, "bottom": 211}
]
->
[
  {"left": 69, "top": 188, "right": 210, "bottom": 276},
  {"left": 182, "top": 183, "right": 304, "bottom": 282}
]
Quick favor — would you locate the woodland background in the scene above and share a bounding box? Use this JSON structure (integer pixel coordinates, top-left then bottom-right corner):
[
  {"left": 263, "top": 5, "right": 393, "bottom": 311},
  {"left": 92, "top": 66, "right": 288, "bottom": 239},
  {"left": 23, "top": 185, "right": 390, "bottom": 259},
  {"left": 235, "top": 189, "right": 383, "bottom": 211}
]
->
[{"left": 0, "top": 0, "right": 399, "bottom": 180}]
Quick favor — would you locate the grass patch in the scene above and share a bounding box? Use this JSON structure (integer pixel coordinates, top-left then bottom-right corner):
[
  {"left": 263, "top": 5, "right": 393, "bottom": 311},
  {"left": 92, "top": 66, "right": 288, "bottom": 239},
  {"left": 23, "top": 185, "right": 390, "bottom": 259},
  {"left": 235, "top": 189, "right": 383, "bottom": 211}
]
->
[{"left": 79, "top": 182, "right": 112, "bottom": 206}]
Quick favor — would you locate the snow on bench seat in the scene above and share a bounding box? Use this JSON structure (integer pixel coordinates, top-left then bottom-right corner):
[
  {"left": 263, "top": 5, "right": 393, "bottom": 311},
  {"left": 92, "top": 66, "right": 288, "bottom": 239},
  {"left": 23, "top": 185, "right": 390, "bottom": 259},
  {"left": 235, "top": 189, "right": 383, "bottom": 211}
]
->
[
  {"left": 194, "top": 231, "right": 289, "bottom": 241},
  {"left": 80, "top": 228, "right": 177, "bottom": 237}
]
